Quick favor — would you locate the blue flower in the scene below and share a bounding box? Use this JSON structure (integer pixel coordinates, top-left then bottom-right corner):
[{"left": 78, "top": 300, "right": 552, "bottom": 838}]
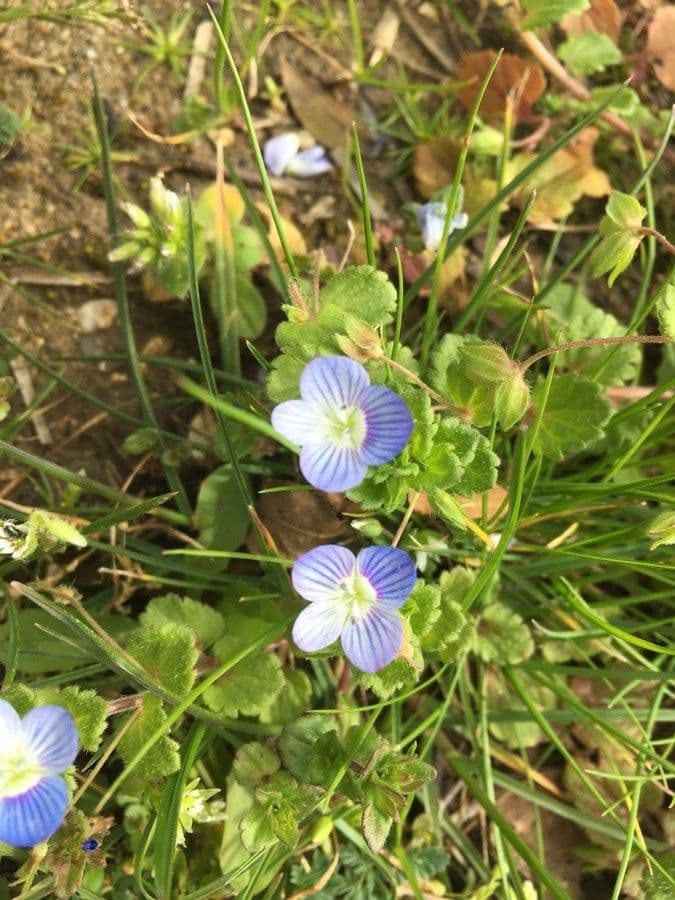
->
[
  {"left": 417, "top": 202, "right": 468, "bottom": 253},
  {"left": 263, "top": 133, "right": 333, "bottom": 178},
  {"left": 291, "top": 544, "right": 417, "bottom": 672},
  {"left": 0, "top": 701, "right": 78, "bottom": 848},
  {"left": 271, "top": 356, "right": 413, "bottom": 492}
]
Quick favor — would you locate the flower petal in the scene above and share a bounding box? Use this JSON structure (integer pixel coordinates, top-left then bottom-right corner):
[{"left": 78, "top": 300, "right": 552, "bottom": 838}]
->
[
  {"left": 451, "top": 211, "right": 468, "bottom": 231},
  {"left": 292, "top": 599, "right": 347, "bottom": 653},
  {"left": 359, "top": 385, "right": 413, "bottom": 466},
  {"left": 292, "top": 544, "right": 356, "bottom": 602},
  {"left": 287, "top": 146, "right": 333, "bottom": 177},
  {"left": 0, "top": 776, "right": 68, "bottom": 848},
  {"left": 300, "top": 441, "right": 367, "bottom": 492},
  {"left": 300, "top": 356, "right": 369, "bottom": 409},
  {"left": 271, "top": 399, "right": 326, "bottom": 448},
  {"left": 263, "top": 133, "right": 300, "bottom": 176},
  {"left": 0, "top": 699, "right": 23, "bottom": 742},
  {"left": 417, "top": 202, "right": 446, "bottom": 252},
  {"left": 341, "top": 606, "right": 403, "bottom": 673},
  {"left": 22, "top": 706, "right": 79, "bottom": 774},
  {"left": 357, "top": 546, "right": 417, "bottom": 608}
]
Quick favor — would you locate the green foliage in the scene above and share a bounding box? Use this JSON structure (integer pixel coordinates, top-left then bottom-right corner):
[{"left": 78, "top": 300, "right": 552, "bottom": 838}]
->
[
  {"left": 557, "top": 32, "right": 622, "bottom": 76},
  {"left": 194, "top": 465, "right": 250, "bottom": 556},
  {"left": 0, "top": 105, "right": 22, "bottom": 147},
  {"left": 240, "top": 771, "right": 320, "bottom": 850},
  {"left": 522, "top": 0, "right": 589, "bottom": 29},
  {"left": 647, "top": 510, "right": 675, "bottom": 550},
  {"left": 640, "top": 853, "right": 675, "bottom": 900},
  {"left": 117, "top": 695, "right": 180, "bottom": 785},
  {"left": 139, "top": 594, "right": 225, "bottom": 648},
  {"left": 531, "top": 284, "right": 641, "bottom": 385},
  {"left": 471, "top": 603, "right": 534, "bottom": 665},
  {"left": 202, "top": 631, "right": 285, "bottom": 717},
  {"left": 656, "top": 282, "right": 675, "bottom": 341},
  {"left": 591, "top": 191, "right": 646, "bottom": 286},
  {"left": 266, "top": 265, "right": 397, "bottom": 401},
  {"left": 127, "top": 622, "right": 197, "bottom": 696},
  {"left": 532, "top": 374, "right": 612, "bottom": 460},
  {"left": 485, "top": 672, "right": 556, "bottom": 749},
  {"left": 259, "top": 669, "right": 312, "bottom": 724}
]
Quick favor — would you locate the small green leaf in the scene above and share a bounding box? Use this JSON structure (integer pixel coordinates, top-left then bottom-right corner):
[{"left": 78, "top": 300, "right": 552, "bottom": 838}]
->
[
  {"left": 471, "top": 603, "right": 534, "bottom": 665},
  {"left": 532, "top": 374, "right": 612, "bottom": 460},
  {"left": 494, "top": 371, "right": 530, "bottom": 430},
  {"left": 139, "top": 594, "right": 225, "bottom": 649},
  {"left": 458, "top": 341, "right": 515, "bottom": 383},
  {"left": 202, "top": 633, "right": 284, "bottom": 718},
  {"left": 424, "top": 567, "right": 474, "bottom": 658},
  {"left": 259, "top": 669, "right": 312, "bottom": 725},
  {"left": 127, "top": 623, "right": 197, "bottom": 696},
  {"left": 591, "top": 230, "right": 642, "bottom": 286},
  {"left": 232, "top": 742, "right": 280, "bottom": 787},
  {"left": 118, "top": 695, "right": 180, "bottom": 784},
  {"left": 320, "top": 265, "right": 397, "bottom": 327},
  {"left": 402, "top": 582, "right": 441, "bottom": 639},
  {"left": 522, "top": 0, "right": 589, "bottom": 30},
  {"left": 194, "top": 465, "right": 250, "bottom": 555},
  {"left": 357, "top": 637, "right": 424, "bottom": 699},
  {"left": 557, "top": 31, "right": 622, "bottom": 76},
  {"left": 279, "top": 716, "right": 340, "bottom": 782},
  {"left": 640, "top": 851, "right": 675, "bottom": 900},
  {"left": 362, "top": 803, "right": 393, "bottom": 853},
  {"left": 234, "top": 273, "right": 267, "bottom": 340},
  {"left": 605, "top": 191, "right": 646, "bottom": 229},
  {"left": 656, "top": 283, "right": 675, "bottom": 341},
  {"left": 648, "top": 510, "right": 675, "bottom": 550},
  {"left": 486, "top": 671, "right": 556, "bottom": 749}
]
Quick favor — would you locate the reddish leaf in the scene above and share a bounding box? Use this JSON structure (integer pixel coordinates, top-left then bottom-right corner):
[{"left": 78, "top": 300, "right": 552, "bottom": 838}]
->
[
  {"left": 457, "top": 51, "right": 546, "bottom": 123},
  {"left": 646, "top": 8, "right": 675, "bottom": 91}
]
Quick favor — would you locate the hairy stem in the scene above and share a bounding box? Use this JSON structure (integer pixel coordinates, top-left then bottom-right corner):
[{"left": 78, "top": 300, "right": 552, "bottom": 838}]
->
[{"left": 519, "top": 335, "right": 671, "bottom": 372}]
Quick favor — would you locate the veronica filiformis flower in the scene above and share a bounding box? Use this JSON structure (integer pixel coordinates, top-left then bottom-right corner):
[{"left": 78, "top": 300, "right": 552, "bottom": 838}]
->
[
  {"left": 271, "top": 356, "right": 413, "bottom": 492},
  {"left": 417, "top": 201, "right": 468, "bottom": 253},
  {"left": 263, "top": 133, "right": 333, "bottom": 178},
  {"left": 291, "top": 544, "right": 417, "bottom": 672},
  {"left": 0, "top": 701, "right": 79, "bottom": 847}
]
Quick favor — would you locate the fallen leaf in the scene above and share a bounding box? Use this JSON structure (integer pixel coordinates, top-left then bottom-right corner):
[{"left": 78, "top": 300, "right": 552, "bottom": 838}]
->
[
  {"left": 455, "top": 485, "right": 508, "bottom": 520},
  {"left": 505, "top": 127, "right": 610, "bottom": 225},
  {"left": 279, "top": 57, "right": 358, "bottom": 160},
  {"left": 457, "top": 51, "right": 546, "bottom": 123},
  {"left": 369, "top": 7, "right": 399, "bottom": 67},
  {"left": 257, "top": 482, "right": 350, "bottom": 558},
  {"left": 413, "top": 137, "right": 497, "bottom": 216},
  {"left": 255, "top": 202, "right": 307, "bottom": 260},
  {"left": 560, "top": 0, "right": 622, "bottom": 41},
  {"left": 646, "top": 7, "right": 675, "bottom": 91}
]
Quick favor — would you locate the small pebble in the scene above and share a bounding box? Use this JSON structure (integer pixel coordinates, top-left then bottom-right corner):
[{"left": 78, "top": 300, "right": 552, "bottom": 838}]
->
[{"left": 78, "top": 299, "right": 118, "bottom": 333}]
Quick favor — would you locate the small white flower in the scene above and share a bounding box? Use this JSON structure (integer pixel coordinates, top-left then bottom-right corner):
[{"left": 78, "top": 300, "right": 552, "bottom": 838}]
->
[
  {"left": 417, "top": 202, "right": 468, "bottom": 253},
  {"left": 264, "top": 133, "right": 333, "bottom": 178}
]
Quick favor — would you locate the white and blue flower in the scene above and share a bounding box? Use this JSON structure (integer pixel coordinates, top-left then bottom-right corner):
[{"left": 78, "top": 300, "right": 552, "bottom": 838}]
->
[
  {"left": 271, "top": 356, "right": 413, "bottom": 493},
  {"left": 263, "top": 133, "right": 333, "bottom": 178},
  {"left": 291, "top": 544, "right": 417, "bottom": 672},
  {"left": 0, "top": 701, "right": 78, "bottom": 848},
  {"left": 417, "top": 201, "right": 468, "bottom": 253}
]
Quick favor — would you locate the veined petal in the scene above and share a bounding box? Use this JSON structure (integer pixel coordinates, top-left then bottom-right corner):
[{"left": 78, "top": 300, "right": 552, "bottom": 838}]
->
[
  {"left": 300, "top": 441, "right": 366, "bottom": 492},
  {"left": 0, "top": 699, "right": 23, "bottom": 743},
  {"left": 341, "top": 606, "right": 403, "bottom": 673},
  {"left": 292, "top": 544, "right": 356, "bottom": 602},
  {"left": 292, "top": 600, "right": 347, "bottom": 653},
  {"left": 263, "top": 133, "right": 300, "bottom": 176},
  {"left": 359, "top": 385, "right": 413, "bottom": 466},
  {"left": 357, "top": 546, "right": 416, "bottom": 608},
  {"left": 0, "top": 776, "right": 68, "bottom": 848},
  {"left": 287, "top": 145, "right": 333, "bottom": 177},
  {"left": 271, "top": 399, "right": 326, "bottom": 448},
  {"left": 22, "top": 706, "right": 79, "bottom": 774},
  {"left": 450, "top": 211, "right": 468, "bottom": 231},
  {"left": 300, "top": 356, "right": 369, "bottom": 410}
]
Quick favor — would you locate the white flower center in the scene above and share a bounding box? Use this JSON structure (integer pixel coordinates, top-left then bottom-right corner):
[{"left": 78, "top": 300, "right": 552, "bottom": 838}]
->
[
  {"left": 0, "top": 737, "right": 45, "bottom": 798},
  {"left": 336, "top": 570, "right": 378, "bottom": 624},
  {"left": 323, "top": 404, "right": 366, "bottom": 450}
]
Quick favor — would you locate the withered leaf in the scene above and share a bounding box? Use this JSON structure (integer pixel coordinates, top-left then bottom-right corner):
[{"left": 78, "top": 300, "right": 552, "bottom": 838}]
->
[
  {"left": 646, "top": 7, "right": 675, "bottom": 91},
  {"left": 505, "top": 127, "right": 610, "bottom": 225},
  {"left": 279, "top": 57, "right": 358, "bottom": 160},
  {"left": 560, "top": 0, "right": 622, "bottom": 42},
  {"left": 257, "top": 483, "right": 350, "bottom": 558},
  {"left": 457, "top": 51, "right": 546, "bottom": 123}
]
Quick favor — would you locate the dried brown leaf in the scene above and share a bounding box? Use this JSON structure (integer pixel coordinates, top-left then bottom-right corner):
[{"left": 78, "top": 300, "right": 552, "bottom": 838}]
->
[
  {"left": 560, "top": 0, "right": 622, "bottom": 42},
  {"left": 279, "top": 57, "right": 357, "bottom": 159},
  {"left": 257, "top": 483, "right": 350, "bottom": 558},
  {"left": 457, "top": 51, "right": 546, "bottom": 123},
  {"left": 646, "top": 7, "right": 675, "bottom": 91}
]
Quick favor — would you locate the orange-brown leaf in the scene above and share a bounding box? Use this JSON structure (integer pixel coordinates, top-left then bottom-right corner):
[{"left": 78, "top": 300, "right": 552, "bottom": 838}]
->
[
  {"left": 561, "top": 0, "right": 622, "bottom": 42},
  {"left": 646, "top": 8, "right": 675, "bottom": 91},
  {"left": 457, "top": 51, "right": 546, "bottom": 123}
]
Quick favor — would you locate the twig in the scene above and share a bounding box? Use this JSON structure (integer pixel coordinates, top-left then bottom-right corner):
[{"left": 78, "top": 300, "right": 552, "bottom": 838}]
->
[
  {"left": 638, "top": 227, "right": 675, "bottom": 256},
  {"left": 10, "top": 357, "right": 52, "bottom": 446},
  {"left": 519, "top": 335, "right": 671, "bottom": 372},
  {"left": 392, "top": 492, "right": 420, "bottom": 548}
]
